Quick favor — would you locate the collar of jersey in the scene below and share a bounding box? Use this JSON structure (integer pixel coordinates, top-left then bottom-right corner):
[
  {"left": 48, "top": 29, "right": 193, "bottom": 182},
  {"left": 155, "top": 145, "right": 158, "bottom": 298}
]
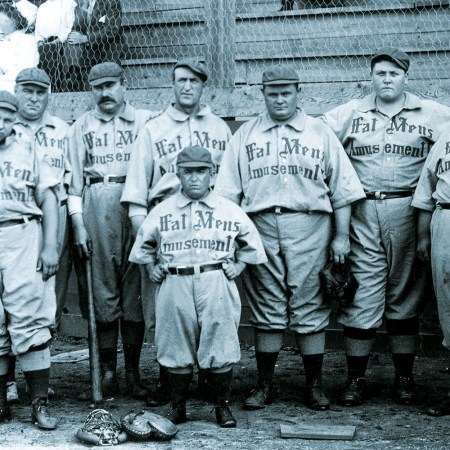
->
[
  {"left": 15, "top": 112, "right": 55, "bottom": 130},
  {"left": 357, "top": 92, "right": 421, "bottom": 113},
  {"left": 260, "top": 108, "right": 306, "bottom": 132},
  {"left": 176, "top": 189, "right": 216, "bottom": 208},
  {"left": 166, "top": 104, "right": 212, "bottom": 122}
]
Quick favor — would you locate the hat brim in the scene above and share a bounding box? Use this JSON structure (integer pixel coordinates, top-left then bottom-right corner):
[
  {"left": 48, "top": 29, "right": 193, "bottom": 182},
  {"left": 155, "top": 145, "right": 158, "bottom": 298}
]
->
[
  {"left": 0, "top": 101, "right": 17, "bottom": 112},
  {"left": 16, "top": 80, "right": 50, "bottom": 89},
  {"left": 177, "top": 162, "right": 213, "bottom": 168},
  {"left": 371, "top": 54, "right": 409, "bottom": 71},
  {"left": 174, "top": 64, "right": 208, "bottom": 82},
  {"left": 263, "top": 80, "right": 300, "bottom": 85},
  {"left": 89, "top": 76, "right": 121, "bottom": 87}
]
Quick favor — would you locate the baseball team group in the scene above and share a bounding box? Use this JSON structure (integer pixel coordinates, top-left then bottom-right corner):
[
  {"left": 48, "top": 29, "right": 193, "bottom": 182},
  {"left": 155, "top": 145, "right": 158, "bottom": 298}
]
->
[{"left": 1, "top": 46, "right": 450, "bottom": 432}]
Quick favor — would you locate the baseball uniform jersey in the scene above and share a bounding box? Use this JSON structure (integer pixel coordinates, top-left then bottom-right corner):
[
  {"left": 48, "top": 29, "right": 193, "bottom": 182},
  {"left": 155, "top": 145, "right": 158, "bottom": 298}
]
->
[
  {"left": 215, "top": 109, "right": 365, "bottom": 333},
  {"left": 129, "top": 190, "right": 267, "bottom": 369}
]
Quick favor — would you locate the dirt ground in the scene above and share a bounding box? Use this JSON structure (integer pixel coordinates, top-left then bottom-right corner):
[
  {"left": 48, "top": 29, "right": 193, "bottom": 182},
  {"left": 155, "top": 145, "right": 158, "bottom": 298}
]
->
[{"left": 2, "top": 337, "right": 450, "bottom": 450}]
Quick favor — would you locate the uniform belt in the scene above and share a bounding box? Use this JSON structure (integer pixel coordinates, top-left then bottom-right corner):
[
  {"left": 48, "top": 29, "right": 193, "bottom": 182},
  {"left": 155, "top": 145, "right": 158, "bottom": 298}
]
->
[
  {"left": 167, "top": 262, "right": 224, "bottom": 276},
  {"left": 0, "top": 215, "right": 39, "bottom": 228},
  {"left": 60, "top": 198, "right": 68, "bottom": 207},
  {"left": 86, "top": 175, "right": 126, "bottom": 186},
  {"left": 365, "top": 191, "right": 413, "bottom": 200},
  {"left": 254, "top": 206, "right": 298, "bottom": 215},
  {"left": 439, "top": 203, "right": 450, "bottom": 209}
]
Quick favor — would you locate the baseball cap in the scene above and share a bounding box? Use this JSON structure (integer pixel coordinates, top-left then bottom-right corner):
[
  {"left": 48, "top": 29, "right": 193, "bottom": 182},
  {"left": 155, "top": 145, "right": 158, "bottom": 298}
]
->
[
  {"left": 173, "top": 59, "right": 208, "bottom": 82},
  {"left": 371, "top": 48, "right": 410, "bottom": 72},
  {"left": 15, "top": 68, "right": 51, "bottom": 89},
  {"left": 176, "top": 146, "right": 213, "bottom": 168},
  {"left": 0, "top": 90, "right": 18, "bottom": 112},
  {"left": 262, "top": 65, "right": 300, "bottom": 85},
  {"left": 88, "top": 62, "right": 123, "bottom": 86}
]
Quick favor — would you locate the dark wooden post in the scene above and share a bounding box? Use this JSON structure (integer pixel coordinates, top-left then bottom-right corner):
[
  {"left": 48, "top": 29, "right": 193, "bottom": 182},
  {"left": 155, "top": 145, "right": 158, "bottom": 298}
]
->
[{"left": 204, "top": 0, "right": 236, "bottom": 88}]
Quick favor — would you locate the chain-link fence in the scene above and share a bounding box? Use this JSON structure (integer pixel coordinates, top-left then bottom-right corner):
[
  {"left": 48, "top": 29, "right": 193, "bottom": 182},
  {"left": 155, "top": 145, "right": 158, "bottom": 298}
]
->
[{"left": 1, "top": 1, "right": 448, "bottom": 116}]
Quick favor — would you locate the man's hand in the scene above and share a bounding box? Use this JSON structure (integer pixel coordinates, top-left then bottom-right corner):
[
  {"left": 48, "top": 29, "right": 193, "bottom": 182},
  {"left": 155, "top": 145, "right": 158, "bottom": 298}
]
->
[
  {"left": 222, "top": 261, "right": 246, "bottom": 280},
  {"left": 148, "top": 264, "right": 167, "bottom": 284},
  {"left": 38, "top": 245, "right": 59, "bottom": 281},
  {"left": 330, "top": 233, "right": 350, "bottom": 265},
  {"left": 71, "top": 214, "right": 92, "bottom": 259},
  {"left": 67, "top": 31, "right": 88, "bottom": 44},
  {"left": 417, "top": 235, "right": 431, "bottom": 262}
]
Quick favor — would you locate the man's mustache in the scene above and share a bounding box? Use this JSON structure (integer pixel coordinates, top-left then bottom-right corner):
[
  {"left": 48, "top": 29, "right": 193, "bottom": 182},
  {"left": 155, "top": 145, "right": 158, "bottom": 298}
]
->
[{"left": 99, "top": 97, "right": 115, "bottom": 103}]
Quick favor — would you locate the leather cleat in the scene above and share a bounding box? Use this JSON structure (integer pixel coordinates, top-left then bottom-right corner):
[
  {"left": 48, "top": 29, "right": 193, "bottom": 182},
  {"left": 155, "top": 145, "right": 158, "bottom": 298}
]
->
[
  {"left": 125, "top": 370, "right": 147, "bottom": 400},
  {"left": 340, "top": 377, "right": 366, "bottom": 406},
  {"left": 244, "top": 386, "right": 273, "bottom": 410},
  {"left": 215, "top": 401, "right": 237, "bottom": 428},
  {"left": 31, "top": 398, "right": 57, "bottom": 430},
  {"left": 427, "top": 393, "right": 450, "bottom": 417},
  {"left": 6, "top": 381, "right": 19, "bottom": 404},
  {"left": 102, "top": 370, "right": 120, "bottom": 397},
  {"left": 393, "top": 376, "right": 415, "bottom": 405},
  {"left": 166, "top": 401, "right": 187, "bottom": 424},
  {"left": 0, "top": 404, "right": 11, "bottom": 422},
  {"left": 305, "top": 380, "right": 330, "bottom": 411}
]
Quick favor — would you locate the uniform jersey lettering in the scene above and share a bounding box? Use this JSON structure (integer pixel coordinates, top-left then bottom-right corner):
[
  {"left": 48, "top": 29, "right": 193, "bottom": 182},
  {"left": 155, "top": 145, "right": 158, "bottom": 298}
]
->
[
  {"left": 162, "top": 235, "right": 233, "bottom": 253},
  {"left": 351, "top": 117, "right": 378, "bottom": 134},
  {"left": 193, "top": 130, "right": 226, "bottom": 151},
  {"left": 386, "top": 116, "right": 433, "bottom": 138},
  {"left": 193, "top": 210, "right": 241, "bottom": 232},
  {"left": 35, "top": 131, "right": 67, "bottom": 151},
  {"left": 245, "top": 142, "right": 270, "bottom": 162},
  {"left": 280, "top": 138, "right": 322, "bottom": 160},
  {"left": 0, "top": 161, "right": 32, "bottom": 181},
  {"left": 248, "top": 162, "right": 321, "bottom": 181},
  {"left": 155, "top": 135, "right": 183, "bottom": 158}
]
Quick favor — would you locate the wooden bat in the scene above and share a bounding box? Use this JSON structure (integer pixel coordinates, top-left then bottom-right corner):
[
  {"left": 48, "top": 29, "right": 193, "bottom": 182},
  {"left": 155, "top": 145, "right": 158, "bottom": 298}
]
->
[{"left": 85, "top": 258, "right": 103, "bottom": 404}]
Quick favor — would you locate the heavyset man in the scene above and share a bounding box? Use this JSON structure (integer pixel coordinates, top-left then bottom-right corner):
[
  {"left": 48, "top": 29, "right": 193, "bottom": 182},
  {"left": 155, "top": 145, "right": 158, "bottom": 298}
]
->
[
  {"left": 323, "top": 48, "right": 450, "bottom": 406},
  {"left": 121, "top": 58, "right": 232, "bottom": 405},
  {"left": 0, "top": 90, "right": 59, "bottom": 429},
  {"left": 6, "top": 67, "right": 70, "bottom": 403},
  {"left": 215, "top": 66, "right": 365, "bottom": 411},
  {"left": 68, "top": 61, "right": 153, "bottom": 400},
  {"left": 129, "top": 146, "right": 266, "bottom": 427}
]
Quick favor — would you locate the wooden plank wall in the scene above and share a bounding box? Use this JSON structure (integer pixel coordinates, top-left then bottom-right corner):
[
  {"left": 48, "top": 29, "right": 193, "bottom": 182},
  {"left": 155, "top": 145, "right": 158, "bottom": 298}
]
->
[{"left": 52, "top": 0, "right": 447, "bottom": 347}]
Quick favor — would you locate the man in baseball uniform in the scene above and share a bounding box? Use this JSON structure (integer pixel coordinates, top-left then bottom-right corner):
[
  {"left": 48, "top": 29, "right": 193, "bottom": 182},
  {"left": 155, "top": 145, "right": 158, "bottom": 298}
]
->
[
  {"left": 6, "top": 67, "right": 70, "bottom": 404},
  {"left": 412, "top": 133, "right": 450, "bottom": 416},
  {"left": 129, "top": 145, "right": 266, "bottom": 427},
  {"left": 0, "top": 90, "right": 59, "bottom": 429},
  {"left": 121, "top": 58, "right": 232, "bottom": 406},
  {"left": 215, "top": 65, "right": 365, "bottom": 411},
  {"left": 323, "top": 48, "right": 450, "bottom": 406},
  {"left": 68, "top": 61, "right": 152, "bottom": 400}
]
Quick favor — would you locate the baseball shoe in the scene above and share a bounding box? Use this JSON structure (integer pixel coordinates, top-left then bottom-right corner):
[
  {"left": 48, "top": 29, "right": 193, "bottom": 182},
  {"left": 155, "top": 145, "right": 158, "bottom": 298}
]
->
[
  {"left": 393, "top": 375, "right": 415, "bottom": 405},
  {"left": 244, "top": 386, "right": 274, "bottom": 410},
  {"left": 6, "top": 381, "right": 19, "bottom": 404},
  {"left": 166, "top": 400, "right": 187, "bottom": 424},
  {"left": 305, "top": 380, "right": 330, "bottom": 411},
  {"left": 214, "top": 400, "right": 237, "bottom": 428},
  {"left": 31, "top": 398, "right": 58, "bottom": 430},
  {"left": 0, "top": 402, "right": 11, "bottom": 422},
  {"left": 102, "top": 370, "right": 120, "bottom": 397},
  {"left": 340, "top": 377, "right": 366, "bottom": 406},
  {"left": 125, "top": 370, "right": 147, "bottom": 400},
  {"left": 427, "top": 393, "right": 450, "bottom": 417}
]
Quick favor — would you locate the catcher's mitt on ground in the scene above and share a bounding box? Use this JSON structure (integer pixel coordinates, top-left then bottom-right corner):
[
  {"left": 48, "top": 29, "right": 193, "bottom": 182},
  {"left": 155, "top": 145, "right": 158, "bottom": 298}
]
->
[
  {"left": 121, "top": 410, "right": 178, "bottom": 441},
  {"left": 320, "top": 261, "right": 358, "bottom": 307},
  {"left": 76, "top": 409, "right": 127, "bottom": 446}
]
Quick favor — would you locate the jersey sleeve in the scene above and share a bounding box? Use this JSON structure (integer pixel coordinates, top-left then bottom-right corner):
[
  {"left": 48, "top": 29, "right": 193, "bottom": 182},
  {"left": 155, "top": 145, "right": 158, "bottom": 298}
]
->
[
  {"left": 67, "top": 118, "right": 86, "bottom": 198},
  {"left": 128, "top": 211, "right": 160, "bottom": 265},
  {"left": 321, "top": 102, "right": 357, "bottom": 148},
  {"left": 34, "top": 148, "right": 61, "bottom": 207}
]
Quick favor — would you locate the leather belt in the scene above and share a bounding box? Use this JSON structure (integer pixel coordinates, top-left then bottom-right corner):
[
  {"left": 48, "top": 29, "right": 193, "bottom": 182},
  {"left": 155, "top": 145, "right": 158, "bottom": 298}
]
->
[
  {"left": 86, "top": 175, "right": 126, "bottom": 186},
  {"left": 440, "top": 203, "right": 450, "bottom": 209},
  {"left": 167, "top": 262, "right": 224, "bottom": 276},
  {"left": 0, "top": 215, "right": 39, "bottom": 228},
  {"left": 254, "top": 206, "right": 298, "bottom": 215},
  {"left": 365, "top": 191, "right": 413, "bottom": 200},
  {"left": 60, "top": 198, "right": 68, "bottom": 207}
]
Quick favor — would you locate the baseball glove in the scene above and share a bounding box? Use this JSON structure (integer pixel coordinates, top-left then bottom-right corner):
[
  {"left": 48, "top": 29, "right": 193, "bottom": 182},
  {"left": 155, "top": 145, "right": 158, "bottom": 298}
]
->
[
  {"left": 121, "top": 410, "right": 178, "bottom": 441},
  {"left": 320, "top": 261, "right": 358, "bottom": 307},
  {"left": 76, "top": 409, "right": 127, "bottom": 446}
]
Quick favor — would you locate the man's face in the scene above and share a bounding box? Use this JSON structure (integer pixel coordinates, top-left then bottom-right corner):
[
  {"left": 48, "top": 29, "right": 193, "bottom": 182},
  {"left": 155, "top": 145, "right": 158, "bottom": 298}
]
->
[
  {"left": 0, "top": 108, "right": 16, "bottom": 144},
  {"left": 91, "top": 79, "right": 125, "bottom": 115},
  {"left": 371, "top": 60, "right": 407, "bottom": 103},
  {"left": 177, "top": 166, "right": 211, "bottom": 200},
  {"left": 173, "top": 67, "right": 204, "bottom": 112},
  {"left": 14, "top": 84, "right": 49, "bottom": 121},
  {"left": 263, "top": 84, "right": 299, "bottom": 122}
]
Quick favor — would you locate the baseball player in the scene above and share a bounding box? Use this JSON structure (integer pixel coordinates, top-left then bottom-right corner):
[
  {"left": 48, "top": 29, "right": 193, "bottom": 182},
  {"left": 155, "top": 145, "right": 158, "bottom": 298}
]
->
[
  {"left": 214, "top": 65, "right": 365, "bottom": 411},
  {"left": 121, "top": 58, "right": 232, "bottom": 406},
  {"left": 129, "top": 145, "right": 267, "bottom": 427},
  {"left": 6, "top": 67, "right": 70, "bottom": 404},
  {"left": 68, "top": 61, "right": 154, "bottom": 400},
  {"left": 322, "top": 48, "right": 450, "bottom": 406},
  {"left": 412, "top": 133, "right": 450, "bottom": 416},
  {"left": 0, "top": 90, "right": 59, "bottom": 429}
]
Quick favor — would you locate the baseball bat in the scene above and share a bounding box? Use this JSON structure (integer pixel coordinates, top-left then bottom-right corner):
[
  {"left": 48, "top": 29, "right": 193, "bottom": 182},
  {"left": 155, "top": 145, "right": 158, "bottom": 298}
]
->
[{"left": 85, "top": 258, "right": 103, "bottom": 404}]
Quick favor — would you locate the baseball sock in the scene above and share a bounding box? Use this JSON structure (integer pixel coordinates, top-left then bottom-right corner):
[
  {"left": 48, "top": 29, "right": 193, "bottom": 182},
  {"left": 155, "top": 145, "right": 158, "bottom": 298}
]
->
[
  {"left": 255, "top": 351, "right": 278, "bottom": 389},
  {"left": 346, "top": 354, "right": 370, "bottom": 379},
  {"left": 392, "top": 353, "right": 415, "bottom": 378},
  {"left": 24, "top": 368, "right": 50, "bottom": 401},
  {"left": 302, "top": 353, "right": 324, "bottom": 386},
  {"left": 7, "top": 355, "right": 15, "bottom": 383}
]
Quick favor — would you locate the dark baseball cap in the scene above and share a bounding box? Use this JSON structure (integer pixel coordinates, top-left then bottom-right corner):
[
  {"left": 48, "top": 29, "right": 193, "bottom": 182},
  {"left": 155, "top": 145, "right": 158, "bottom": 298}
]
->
[
  {"left": 371, "top": 48, "right": 410, "bottom": 72},
  {"left": 88, "top": 62, "right": 123, "bottom": 86},
  {"left": 0, "top": 90, "right": 18, "bottom": 112},
  {"left": 262, "top": 65, "right": 300, "bottom": 85},
  {"left": 15, "top": 68, "right": 51, "bottom": 89},
  {"left": 177, "top": 146, "right": 213, "bottom": 168},
  {"left": 173, "top": 59, "right": 208, "bottom": 82}
]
